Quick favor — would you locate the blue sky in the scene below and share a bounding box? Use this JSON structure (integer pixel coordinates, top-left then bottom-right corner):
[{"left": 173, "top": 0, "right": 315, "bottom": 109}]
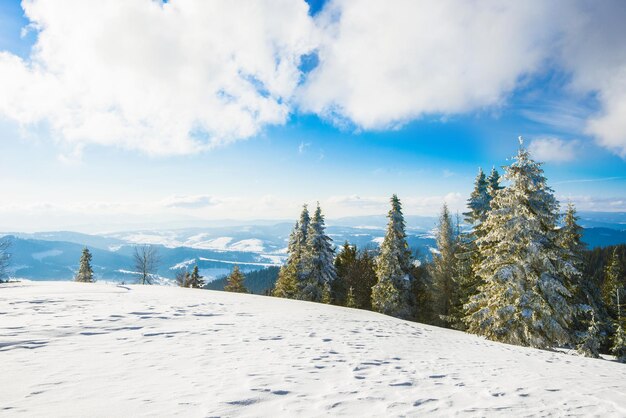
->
[{"left": 0, "top": 0, "right": 625, "bottom": 232}]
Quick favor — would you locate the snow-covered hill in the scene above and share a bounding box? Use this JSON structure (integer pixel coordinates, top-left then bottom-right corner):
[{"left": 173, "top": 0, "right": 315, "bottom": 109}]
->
[{"left": 1, "top": 282, "right": 625, "bottom": 416}]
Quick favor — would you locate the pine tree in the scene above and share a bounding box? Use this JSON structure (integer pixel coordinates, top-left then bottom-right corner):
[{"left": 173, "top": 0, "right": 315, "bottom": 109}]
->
[
  {"left": 487, "top": 167, "right": 503, "bottom": 199},
  {"left": 175, "top": 269, "right": 190, "bottom": 287},
  {"left": 346, "top": 286, "right": 357, "bottom": 308},
  {"left": 611, "top": 323, "right": 626, "bottom": 363},
  {"left": 295, "top": 205, "right": 311, "bottom": 283},
  {"left": 464, "top": 168, "right": 490, "bottom": 225},
  {"left": 577, "top": 310, "right": 601, "bottom": 358},
  {"left": 372, "top": 194, "right": 412, "bottom": 317},
  {"left": 455, "top": 169, "right": 496, "bottom": 329},
  {"left": 602, "top": 249, "right": 623, "bottom": 320},
  {"left": 273, "top": 205, "right": 311, "bottom": 298},
  {"left": 372, "top": 277, "right": 401, "bottom": 315},
  {"left": 334, "top": 242, "right": 358, "bottom": 305},
  {"left": 187, "top": 265, "right": 205, "bottom": 288},
  {"left": 300, "top": 203, "right": 337, "bottom": 302},
  {"left": 430, "top": 203, "right": 459, "bottom": 327},
  {"left": 273, "top": 263, "right": 299, "bottom": 298},
  {"left": 321, "top": 282, "right": 332, "bottom": 304},
  {"left": 0, "top": 237, "right": 10, "bottom": 282},
  {"left": 560, "top": 203, "right": 608, "bottom": 344},
  {"left": 224, "top": 266, "right": 248, "bottom": 293},
  {"left": 464, "top": 138, "right": 575, "bottom": 349},
  {"left": 353, "top": 249, "right": 378, "bottom": 310},
  {"left": 75, "top": 247, "right": 94, "bottom": 283}
]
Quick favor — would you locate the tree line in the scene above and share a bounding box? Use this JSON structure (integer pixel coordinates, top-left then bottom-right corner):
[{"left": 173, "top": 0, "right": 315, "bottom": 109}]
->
[
  {"left": 7, "top": 138, "right": 624, "bottom": 361},
  {"left": 271, "top": 139, "right": 625, "bottom": 362},
  {"left": 73, "top": 244, "right": 249, "bottom": 293}
]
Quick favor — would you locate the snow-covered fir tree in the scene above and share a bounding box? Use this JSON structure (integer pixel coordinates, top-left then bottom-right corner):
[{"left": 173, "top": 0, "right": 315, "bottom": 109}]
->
[
  {"left": 224, "top": 266, "right": 248, "bottom": 293},
  {"left": 273, "top": 262, "right": 299, "bottom": 298},
  {"left": 300, "top": 203, "right": 337, "bottom": 302},
  {"left": 346, "top": 286, "right": 357, "bottom": 308},
  {"left": 577, "top": 310, "right": 602, "bottom": 358},
  {"left": 487, "top": 166, "right": 503, "bottom": 198},
  {"left": 612, "top": 323, "right": 626, "bottom": 363},
  {"left": 602, "top": 249, "right": 623, "bottom": 320},
  {"left": 430, "top": 203, "right": 459, "bottom": 327},
  {"left": 464, "top": 168, "right": 490, "bottom": 225},
  {"left": 372, "top": 194, "right": 412, "bottom": 318},
  {"left": 273, "top": 205, "right": 311, "bottom": 299},
  {"left": 603, "top": 249, "right": 626, "bottom": 362},
  {"left": 454, "top": 168, "right": 496, "bottom": 330},
  {"left": 75, "top": 247, "right": 94, "bottom": 283},
  {"left": 187, "top": 265, "right": 204, "bottom": 289},
  {"left": 560, "top": 203, "right": 608, "bottom": 345},
  {"left": 464, "top": 138, "right": 576, "bottom": 349},
  {"left": 322, "top": 282, "right": 332, "bottom": 304}
]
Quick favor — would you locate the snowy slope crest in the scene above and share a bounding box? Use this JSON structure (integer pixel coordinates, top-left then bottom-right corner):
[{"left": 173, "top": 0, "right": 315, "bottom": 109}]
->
[{"left": 1, "top": 282, "right": 625, "bottom": 417}]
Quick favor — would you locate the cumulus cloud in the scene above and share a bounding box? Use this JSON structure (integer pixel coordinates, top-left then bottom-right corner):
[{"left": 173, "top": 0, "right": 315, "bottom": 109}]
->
[
  {"left": 325, "top": 193, "right": 464, "bottom": 216},
  {"left": 297, "top": 0, "right": 626, "bottom": 157},
  {"left": 2, "top": 0, "right": 626, "bottom": 158},
  {"left": 556, "top": 2, "right": 626, "bottom": 157},
  {"left": 298, "top": 0, "right": 558, "bottom": 129},
  {"left": 0, "top": 0, "right": 316, "bottom": 155},
  {"left": 161, "top": 195, "right": 217, "bottom": 209},
  {"left": 528, "top": 138, "right": 578, "bottom": 163}
]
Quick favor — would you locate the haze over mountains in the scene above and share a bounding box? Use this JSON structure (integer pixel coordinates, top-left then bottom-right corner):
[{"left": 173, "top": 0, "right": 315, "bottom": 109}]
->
[{"left": 2, "top": 212, "right": 626, "bottom": 283}]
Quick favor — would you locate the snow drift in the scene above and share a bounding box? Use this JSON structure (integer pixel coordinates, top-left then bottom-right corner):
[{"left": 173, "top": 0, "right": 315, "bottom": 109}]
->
[{"left": 1, "top": 282, "right": 625, "bottom": 416}]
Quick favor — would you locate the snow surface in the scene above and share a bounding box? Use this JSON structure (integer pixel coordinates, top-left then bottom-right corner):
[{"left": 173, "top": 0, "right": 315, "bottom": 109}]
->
[{"left": 1, "top": 281, "right": 625, "bottom": 417}]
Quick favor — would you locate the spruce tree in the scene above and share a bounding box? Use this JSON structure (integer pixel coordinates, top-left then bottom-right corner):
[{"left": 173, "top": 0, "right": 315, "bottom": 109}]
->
[
  {"left": 301, "top": 203, "right": 337, "bottom": 302},
  {"left": 75, "top": 247, "right": 94, "bottom": 283},
  {"left": 273, "top": 205, "right": 311, "bottom": 298},
  {"left": 372, "top": 194, "right": 412, "bottom": 317},
  {"left": 296, "top": 205, "right": 311, "bottom": 282},
  {"left": 464, "top": 168, "right": 490, "bottom": 225},
  {"left": 612, "top": 323, "right": 626, "bottom": 363},
  {"left": 321, "top": 282, "right": 332, "bottom": 304},
  {"left": 602, "top": 249, "right": 623, "bottom": 320},
  {"left": 273, "top": 263, "right": 299, "bottom": 298},
  {"left": 175, "top": 269, "right": 189, "bottom": 287},
  {"left": 430, "top": 203, "right": 459, "bottom": 327},
  {"left": 346, "top": 286, "right": 357, "bottom": 308},
  {"left": 487, "top": 167, "right": 503, "bottom": 198},
  {"left": 334, "top": 242, "right": 358, "bottom": 305},
  {"left": 224, "top": 266, "right": 248, "bottom": 293},
  {"left": 455, "top": 169, "right": 496, "bottom": 329},
  {"left": 187, "top": 265, "right": 205, "bottom": 289},
  {"left": 464, "top": 138, "right": 575, "bottom": 349},
  {"left": 560, "top": 203, "right": 608, "bottom": 344},
  {"left": 577, "top": 311, "right": 601, "bottom": 358},
  {"left": 0, "top": 237, "right": 10, "bottom": 282},
  {"left": 352, "top": 249, "right": 378, "bottom": 310}
]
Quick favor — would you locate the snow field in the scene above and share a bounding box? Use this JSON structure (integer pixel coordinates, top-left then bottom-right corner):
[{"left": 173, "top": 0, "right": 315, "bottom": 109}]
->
[{"left": 1, "top": 281, "right": 625, "bottom": 417}]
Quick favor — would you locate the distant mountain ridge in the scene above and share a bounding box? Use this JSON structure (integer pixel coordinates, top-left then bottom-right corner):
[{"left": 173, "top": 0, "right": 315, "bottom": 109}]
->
[{"left": 2, "top": 212, "right": 625, "bottom": 282}]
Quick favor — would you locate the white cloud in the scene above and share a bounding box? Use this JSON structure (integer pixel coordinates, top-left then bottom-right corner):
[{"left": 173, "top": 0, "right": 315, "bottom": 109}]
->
[
  {"left": 528, "top": 138, "right": 578, "bottom": 163},
  {"left": 0, "top": 0, "right": 317, "bottom": 155},
  {"left": 325, "top": 193, "right": 464, "bottom": 216},
  {"left": 298, "top": 141, "right": 310, "bottom": 154},
  {"left": 2, "top": 1, "right": 626, "bottom": 159},
  {"left": 585, "top": 77, "right": 626, "bottom": 157},
  {"left": 161, "top": 195, "right": 217, "bottom": 209},
  {"left": 298, "top": 0, "right": 558, "bottom": 129},
  {"left": 558, "top": 195, "right": 626, "bottom": 212},
  {"left": 297, "top": 0, "right": 626, "bottom": 158},
  {"left": 555, "top": 2, "right": 626, "bottom": 158}
]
